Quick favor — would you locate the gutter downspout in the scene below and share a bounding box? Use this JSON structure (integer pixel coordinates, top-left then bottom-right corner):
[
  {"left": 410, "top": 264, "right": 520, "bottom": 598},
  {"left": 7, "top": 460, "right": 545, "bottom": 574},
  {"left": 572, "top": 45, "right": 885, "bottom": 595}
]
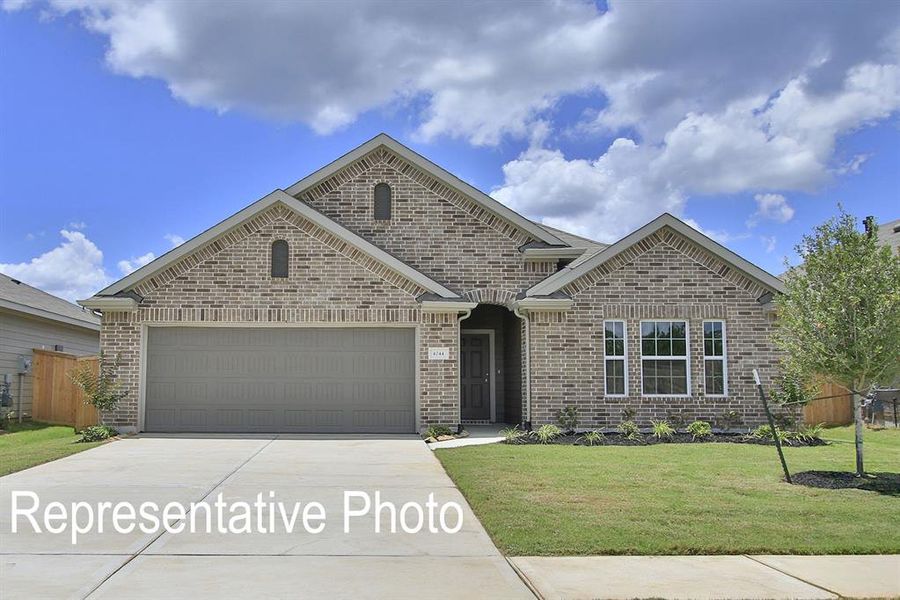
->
[
  {"left": 456, "top": 307, "right": 473, "bottom": 434},
  {"left": 513, "top": 306, "right": 531, "bottom": 430}
]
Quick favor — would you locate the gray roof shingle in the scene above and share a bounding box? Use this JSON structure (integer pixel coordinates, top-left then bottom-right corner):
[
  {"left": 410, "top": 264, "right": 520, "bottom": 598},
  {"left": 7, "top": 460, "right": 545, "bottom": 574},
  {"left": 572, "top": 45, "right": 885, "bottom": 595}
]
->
[{"left": 0, "top": 273, "right": 100, "bottom": 330}]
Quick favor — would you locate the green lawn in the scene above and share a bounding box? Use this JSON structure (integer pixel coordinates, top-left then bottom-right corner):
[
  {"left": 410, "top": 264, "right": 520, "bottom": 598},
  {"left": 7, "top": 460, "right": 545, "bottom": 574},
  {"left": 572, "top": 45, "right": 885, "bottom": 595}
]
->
[
  {"left": 435, "top": 426, "right": 900, "bottom": 556},
  {"left": 0, "top": 421, "right": 107, "bottom": 477}
]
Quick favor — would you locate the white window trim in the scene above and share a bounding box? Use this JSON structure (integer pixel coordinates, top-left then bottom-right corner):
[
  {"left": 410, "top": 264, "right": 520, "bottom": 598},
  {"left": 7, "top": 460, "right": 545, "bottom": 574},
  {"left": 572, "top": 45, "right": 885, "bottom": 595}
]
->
[
  {"left": 602, "top": 319, "right": 628, "bottom": 397},
  {"left": 639, "top": 319, "right": 691, "bottom": 398},
  {"left": 702, "top": 319, "right": 728, "bottom": 397}
]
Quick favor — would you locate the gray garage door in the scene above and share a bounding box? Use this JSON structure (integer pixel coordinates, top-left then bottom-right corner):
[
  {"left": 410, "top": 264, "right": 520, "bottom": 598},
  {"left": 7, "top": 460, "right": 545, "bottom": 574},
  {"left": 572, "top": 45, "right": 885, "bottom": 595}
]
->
[{"left": 145, "top": 327, "right": 416, "bottom": 433}]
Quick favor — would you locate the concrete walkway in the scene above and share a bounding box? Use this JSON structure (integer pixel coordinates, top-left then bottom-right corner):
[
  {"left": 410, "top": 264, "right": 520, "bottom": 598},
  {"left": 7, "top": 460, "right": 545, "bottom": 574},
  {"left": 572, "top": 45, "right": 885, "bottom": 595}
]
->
[
  {"left": 510, "top": 555, "right": 900, "bottom": 599},
  {"left": 0, "top": 435, "right": 532, "bottom": 599}
]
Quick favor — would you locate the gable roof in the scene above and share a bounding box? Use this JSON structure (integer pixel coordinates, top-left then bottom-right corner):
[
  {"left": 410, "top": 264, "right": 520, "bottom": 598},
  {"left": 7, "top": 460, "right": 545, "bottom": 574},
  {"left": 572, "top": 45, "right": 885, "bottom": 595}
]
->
[
  {"left": 88, "top": 189, "right": 460, "bottom": 302},
  {"left": 526, "top": 213, "right": 786, "bottom": 297},
  {"left": 0, "top": 273, "right": 100, "bottom": 330},
  {"left": 285, "top": 133, "right": 565, "bottom": 246}
]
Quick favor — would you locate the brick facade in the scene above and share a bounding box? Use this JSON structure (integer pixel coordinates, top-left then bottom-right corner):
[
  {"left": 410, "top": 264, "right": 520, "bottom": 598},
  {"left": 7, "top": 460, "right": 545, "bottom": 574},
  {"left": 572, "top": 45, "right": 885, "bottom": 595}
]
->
[
  {"left": 299, "top": 147, "right": 555, "bottom": 301},
  {"left": 528, "top": 229, "right": 785, "bottom": 430},
  {"left": 97, "top": 142, "right": 785, "bottom": 434}
]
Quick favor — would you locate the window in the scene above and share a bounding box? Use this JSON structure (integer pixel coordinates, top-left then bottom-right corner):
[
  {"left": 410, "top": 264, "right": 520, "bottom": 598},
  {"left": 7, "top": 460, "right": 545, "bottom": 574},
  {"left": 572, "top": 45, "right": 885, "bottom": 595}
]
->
[
  {"left": 374, "top": 183, "right": 392, "bottom": 220},
  {"left": 271, "top": 240, "right": 289, "bottom": 278},
  {"left": 603, "top": 321, "right": 627, "bottom": 396},
  {"left": 640, "top": 320, "right": 689, "bottom": 396},
  {"left": 703, "top": 320, "right": 727, "bottom": 396}
]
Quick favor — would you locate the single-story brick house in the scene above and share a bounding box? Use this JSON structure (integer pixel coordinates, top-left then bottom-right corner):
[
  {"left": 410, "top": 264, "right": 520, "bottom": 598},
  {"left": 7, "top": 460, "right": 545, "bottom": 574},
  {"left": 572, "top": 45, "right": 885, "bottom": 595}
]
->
[{"left": 81, "top": 134, "right": 785, "bottom": 434}]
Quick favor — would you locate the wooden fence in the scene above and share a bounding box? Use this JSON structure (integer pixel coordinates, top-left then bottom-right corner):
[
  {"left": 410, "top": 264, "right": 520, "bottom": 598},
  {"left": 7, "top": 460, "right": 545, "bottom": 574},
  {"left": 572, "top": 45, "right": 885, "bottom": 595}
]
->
[
  {"left": 803, "top": 380, "right": 854, "bottom": 426},
  {"left": 31, "top": 349, "right": 99, "bottom": 430}
]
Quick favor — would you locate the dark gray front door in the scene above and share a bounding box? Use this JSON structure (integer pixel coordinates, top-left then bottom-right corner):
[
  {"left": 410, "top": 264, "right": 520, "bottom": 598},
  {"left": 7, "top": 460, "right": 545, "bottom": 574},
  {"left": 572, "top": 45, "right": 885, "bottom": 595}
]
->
[
  {"left": 460, "top": 333, "right": 491, "bottom": 421},
  {"left": 144, "top": 327, "right": 415, "bottom": 433}
]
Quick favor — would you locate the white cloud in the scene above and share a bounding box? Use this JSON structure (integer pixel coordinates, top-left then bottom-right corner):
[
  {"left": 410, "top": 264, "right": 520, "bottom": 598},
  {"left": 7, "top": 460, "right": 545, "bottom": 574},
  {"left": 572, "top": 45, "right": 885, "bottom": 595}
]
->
[
  {"left": 164, "top": 233, "right": 185, "bottom": 248},
  {"left": 117, "top": 252, "right": 155, "bottom": 275},
  {"left": 11, "top": 1, "right": 896, "bottom": 149},
  {"left": 68, "top": 221, "right": 87, "bottom": 230},
  {"left": 0, "top": 230, "right": 110, "bottom": 302},
  {"left": 6, "top": 0, "right": 900, "bottom": 238},
  {"left": 492, "top": 139, "right": 683, "bottom": 242},
  {"left": 761, "top": 235, "right": 778, "bottom": 253},
  {"left": 751, "top": 194, "right": 795, "bottom": 225}
]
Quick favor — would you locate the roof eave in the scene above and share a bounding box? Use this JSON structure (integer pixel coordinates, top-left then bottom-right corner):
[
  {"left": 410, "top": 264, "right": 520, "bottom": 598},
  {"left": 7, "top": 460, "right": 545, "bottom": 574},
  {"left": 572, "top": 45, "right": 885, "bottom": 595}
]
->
[
  {"left": 78, "top": 297, "right": 139, "bottom": 313},
  {"left": 0, "top": 299, "right": 101, "bottom": 331}
]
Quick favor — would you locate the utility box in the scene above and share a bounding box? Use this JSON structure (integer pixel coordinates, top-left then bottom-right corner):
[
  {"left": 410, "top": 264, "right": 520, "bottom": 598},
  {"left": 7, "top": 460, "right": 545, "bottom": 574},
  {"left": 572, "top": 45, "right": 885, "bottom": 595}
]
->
[{"left": 18, "top": 355, "right": 32, "bottom": 375}]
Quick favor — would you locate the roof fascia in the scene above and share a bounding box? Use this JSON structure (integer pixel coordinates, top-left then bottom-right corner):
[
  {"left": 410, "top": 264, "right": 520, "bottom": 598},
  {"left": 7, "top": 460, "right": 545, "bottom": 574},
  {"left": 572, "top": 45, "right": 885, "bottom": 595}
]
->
[{"left": 0, "top": 299, "right": 101, "bottom": 331}]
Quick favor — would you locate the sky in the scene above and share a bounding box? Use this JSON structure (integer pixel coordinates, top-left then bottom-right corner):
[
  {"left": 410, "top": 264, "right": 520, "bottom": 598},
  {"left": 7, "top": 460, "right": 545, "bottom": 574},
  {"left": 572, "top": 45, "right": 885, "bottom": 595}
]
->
[{"left": 1, "top": 0, "right": 898, "bottom": 302}]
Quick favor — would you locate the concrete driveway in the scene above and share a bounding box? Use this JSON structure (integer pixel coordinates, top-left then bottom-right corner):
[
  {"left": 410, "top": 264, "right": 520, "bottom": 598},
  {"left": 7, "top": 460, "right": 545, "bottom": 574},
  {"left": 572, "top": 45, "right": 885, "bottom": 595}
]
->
[{"left": 0, "top": 436, "right": 532, "bottom": 599}]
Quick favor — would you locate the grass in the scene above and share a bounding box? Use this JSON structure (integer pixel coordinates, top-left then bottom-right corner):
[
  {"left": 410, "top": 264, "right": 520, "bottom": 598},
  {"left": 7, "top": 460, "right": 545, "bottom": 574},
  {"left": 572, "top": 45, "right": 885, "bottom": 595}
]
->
[
  {"left": 0, "top": 421, "right": 107, "bottom": 477},
  {"left": 435, "top": 425, "right": 900, "bottom": 556}
]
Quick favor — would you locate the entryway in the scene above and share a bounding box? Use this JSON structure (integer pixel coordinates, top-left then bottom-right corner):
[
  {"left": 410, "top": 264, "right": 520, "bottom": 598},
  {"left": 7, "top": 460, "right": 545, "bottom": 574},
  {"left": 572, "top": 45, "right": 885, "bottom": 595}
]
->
[{"left": 459, "top": 304, "right": 523, "bottom": 425}]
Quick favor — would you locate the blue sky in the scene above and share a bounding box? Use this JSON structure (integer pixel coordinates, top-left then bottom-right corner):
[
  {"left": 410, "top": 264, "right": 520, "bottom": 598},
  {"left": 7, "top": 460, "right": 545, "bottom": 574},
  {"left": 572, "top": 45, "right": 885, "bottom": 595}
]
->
[{"left": 1, "top": 1, "right": 898, "bottom": 301}]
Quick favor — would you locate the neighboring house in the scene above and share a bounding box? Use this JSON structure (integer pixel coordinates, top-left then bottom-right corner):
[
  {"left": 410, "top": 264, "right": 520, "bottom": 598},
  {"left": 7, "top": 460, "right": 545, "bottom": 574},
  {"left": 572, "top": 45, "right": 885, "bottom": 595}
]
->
[
  {"left": 876, "top": 217, "right": 900, "bottom": 253},
  {"left": 81, "top": 134, "right": 785, "bottom": 434},
  {"left": 0, "top": 273, "right": 100, "bottom": 418}
]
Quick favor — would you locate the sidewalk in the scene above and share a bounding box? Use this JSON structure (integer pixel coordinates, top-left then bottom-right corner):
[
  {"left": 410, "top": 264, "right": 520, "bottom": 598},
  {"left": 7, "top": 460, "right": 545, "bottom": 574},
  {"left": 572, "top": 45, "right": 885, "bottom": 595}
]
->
[{"left": 509, "top": 554, "right": 900, "bottom": 599}]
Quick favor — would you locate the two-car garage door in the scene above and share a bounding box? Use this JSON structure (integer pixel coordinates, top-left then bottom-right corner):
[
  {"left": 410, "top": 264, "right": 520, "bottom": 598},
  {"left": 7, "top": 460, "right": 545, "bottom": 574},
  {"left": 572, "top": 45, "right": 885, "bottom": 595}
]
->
[{"left": 144, "top": 327, "right": 416, "bottom": 433}]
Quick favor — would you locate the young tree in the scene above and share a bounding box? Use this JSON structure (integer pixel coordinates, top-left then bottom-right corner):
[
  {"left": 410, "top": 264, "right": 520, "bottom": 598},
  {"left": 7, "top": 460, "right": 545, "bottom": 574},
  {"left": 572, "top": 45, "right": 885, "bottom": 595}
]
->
[
  {"left": 775, "top": 211, "right": 900, "bottom": 476},
  {"left": 70, "top": 352, "right": 128, "bottom": 428}
]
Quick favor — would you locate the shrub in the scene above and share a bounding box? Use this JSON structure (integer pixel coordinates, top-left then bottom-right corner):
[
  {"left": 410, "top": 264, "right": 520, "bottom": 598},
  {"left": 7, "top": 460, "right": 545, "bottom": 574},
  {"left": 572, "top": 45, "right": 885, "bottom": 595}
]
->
[
  {"left": 578, "top": 430, "right": 604, "bottom": 446},
  {"left": 500, "top": 425, "right": 530, "bottom": 444},
  {"left": 686, "top": 420, "right": 713, "bottom": 440},
  {"left": 425, "top": 425, "right": 454, "bottom": 439},
  {"left": 535, "top": 424, "right": 562, "bottom": 444},
  {"left": 666, "top": 411, "right": 689, "bottom": 430},
  {"left": 79, "top": 425, "right": 117, "bottom": 443},
  {"left": 69, "top": 352, "right": 127, "bottom": 426},
  {"left": 650, "top": 420, "right": 675, "bottom": 440},
  {"left": 555, "top": 406, "right": 579, "bottom": 432},
  {"left": 795, "top": 423, "right": 824, "bottom": 443},
  {"left": 717, "top": 410, "right": 743, "bottom": 430},
  {"left": 750, "top": 424, "right": 792, "bottom": 445},
  {"left": 617, "top": 420, "right": 642, "bottom": 440}
]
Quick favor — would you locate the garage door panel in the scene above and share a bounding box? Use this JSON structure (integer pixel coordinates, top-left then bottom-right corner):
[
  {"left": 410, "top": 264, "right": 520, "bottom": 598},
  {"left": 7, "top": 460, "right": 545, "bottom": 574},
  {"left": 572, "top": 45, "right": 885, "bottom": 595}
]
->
[{"left": 145, "top": 327, "right": 416, "bottom": 433}]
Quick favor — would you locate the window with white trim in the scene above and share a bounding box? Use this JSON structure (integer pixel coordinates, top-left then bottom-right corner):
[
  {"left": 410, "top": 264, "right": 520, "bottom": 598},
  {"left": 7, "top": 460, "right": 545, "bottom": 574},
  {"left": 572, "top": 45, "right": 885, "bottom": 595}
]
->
[
  {"left": 603, "top": 320, "right": 627, "bottom": 396},
  {"left": 703, "top": 320, "right": 727, "bottom": 396},
  {"left": 640, "top": 320, "right": 689, "bottom": 396}
]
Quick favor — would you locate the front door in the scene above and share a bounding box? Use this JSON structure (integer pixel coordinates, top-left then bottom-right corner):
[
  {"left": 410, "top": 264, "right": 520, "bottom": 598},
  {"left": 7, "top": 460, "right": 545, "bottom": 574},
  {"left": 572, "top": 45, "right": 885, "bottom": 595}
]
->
[{"left": 460, "top": 333, "right": 491, "bottom": 421}]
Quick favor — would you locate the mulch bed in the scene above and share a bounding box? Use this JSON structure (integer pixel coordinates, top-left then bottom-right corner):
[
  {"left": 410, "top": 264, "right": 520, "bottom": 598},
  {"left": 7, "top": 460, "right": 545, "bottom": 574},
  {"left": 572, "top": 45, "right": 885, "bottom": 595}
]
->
[
  {"left": 506, "top": 432, "right": 827, "bottom": 447},
  {"left": 792, "top": 470, "right": 900, "bottom": 495}
]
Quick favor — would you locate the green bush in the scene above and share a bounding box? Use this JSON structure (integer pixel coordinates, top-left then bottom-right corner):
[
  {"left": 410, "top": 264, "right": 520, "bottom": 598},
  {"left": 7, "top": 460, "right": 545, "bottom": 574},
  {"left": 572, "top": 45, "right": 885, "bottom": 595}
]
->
[
  {"left": 578, "top": 430, "right": 604, "bottom": 446},
  {"left": 535, "top": 424, "right": 562, "bottom": 444},
  {"left": 617, "top": 420, "right": 642, "bottom": 440},
  {"left": 500, "top": 425, "right": 530, "bottom": 444},
  {"left": 69, "top": 352, "right": 127, "bottom": 425},
  {"left": 555, "top": 406, "right": 579, "bottom": 432},
  {"left": 79, "top": 425, "right": 117, "bottom": 443},
  {"left": 795, "top": 423, "right": 824, "bottom": 443},
  {"left": 650, "top": 419, "right": 675, "bottom": 440},
  {"left": 686, "top": 420, "right": 713, "bottom": 440},
  {"left": 750, "top": 424, "right": 791, "bottom": 444},
  {"left": 425, "top": 425, "right": 454, "bottom": 439},
  {"left": 717, "top": 410, "right": 743, "bottom": 430}
]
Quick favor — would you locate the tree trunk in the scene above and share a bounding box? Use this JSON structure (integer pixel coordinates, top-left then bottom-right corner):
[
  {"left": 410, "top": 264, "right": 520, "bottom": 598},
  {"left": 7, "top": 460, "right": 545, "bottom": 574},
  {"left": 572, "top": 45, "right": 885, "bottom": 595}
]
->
[{"left": 853, "top": 393, "right": 865, "bottom": 476}]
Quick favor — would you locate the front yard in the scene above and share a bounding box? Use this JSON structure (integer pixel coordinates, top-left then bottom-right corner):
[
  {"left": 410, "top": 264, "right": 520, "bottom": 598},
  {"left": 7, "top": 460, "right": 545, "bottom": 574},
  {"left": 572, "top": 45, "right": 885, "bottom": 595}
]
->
[
  {"left": 0, "top": 421, "right": 107, "bottom": 477},
  {"left": 435, "top": 426, "right": 900, "bottom": 556}
]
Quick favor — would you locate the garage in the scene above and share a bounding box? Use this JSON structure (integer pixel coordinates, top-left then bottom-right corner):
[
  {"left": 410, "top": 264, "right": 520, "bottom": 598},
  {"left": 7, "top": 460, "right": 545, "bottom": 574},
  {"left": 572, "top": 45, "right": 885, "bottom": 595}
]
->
[{"left": 144, "top": 326, "right": 416, "bottom": 433}]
